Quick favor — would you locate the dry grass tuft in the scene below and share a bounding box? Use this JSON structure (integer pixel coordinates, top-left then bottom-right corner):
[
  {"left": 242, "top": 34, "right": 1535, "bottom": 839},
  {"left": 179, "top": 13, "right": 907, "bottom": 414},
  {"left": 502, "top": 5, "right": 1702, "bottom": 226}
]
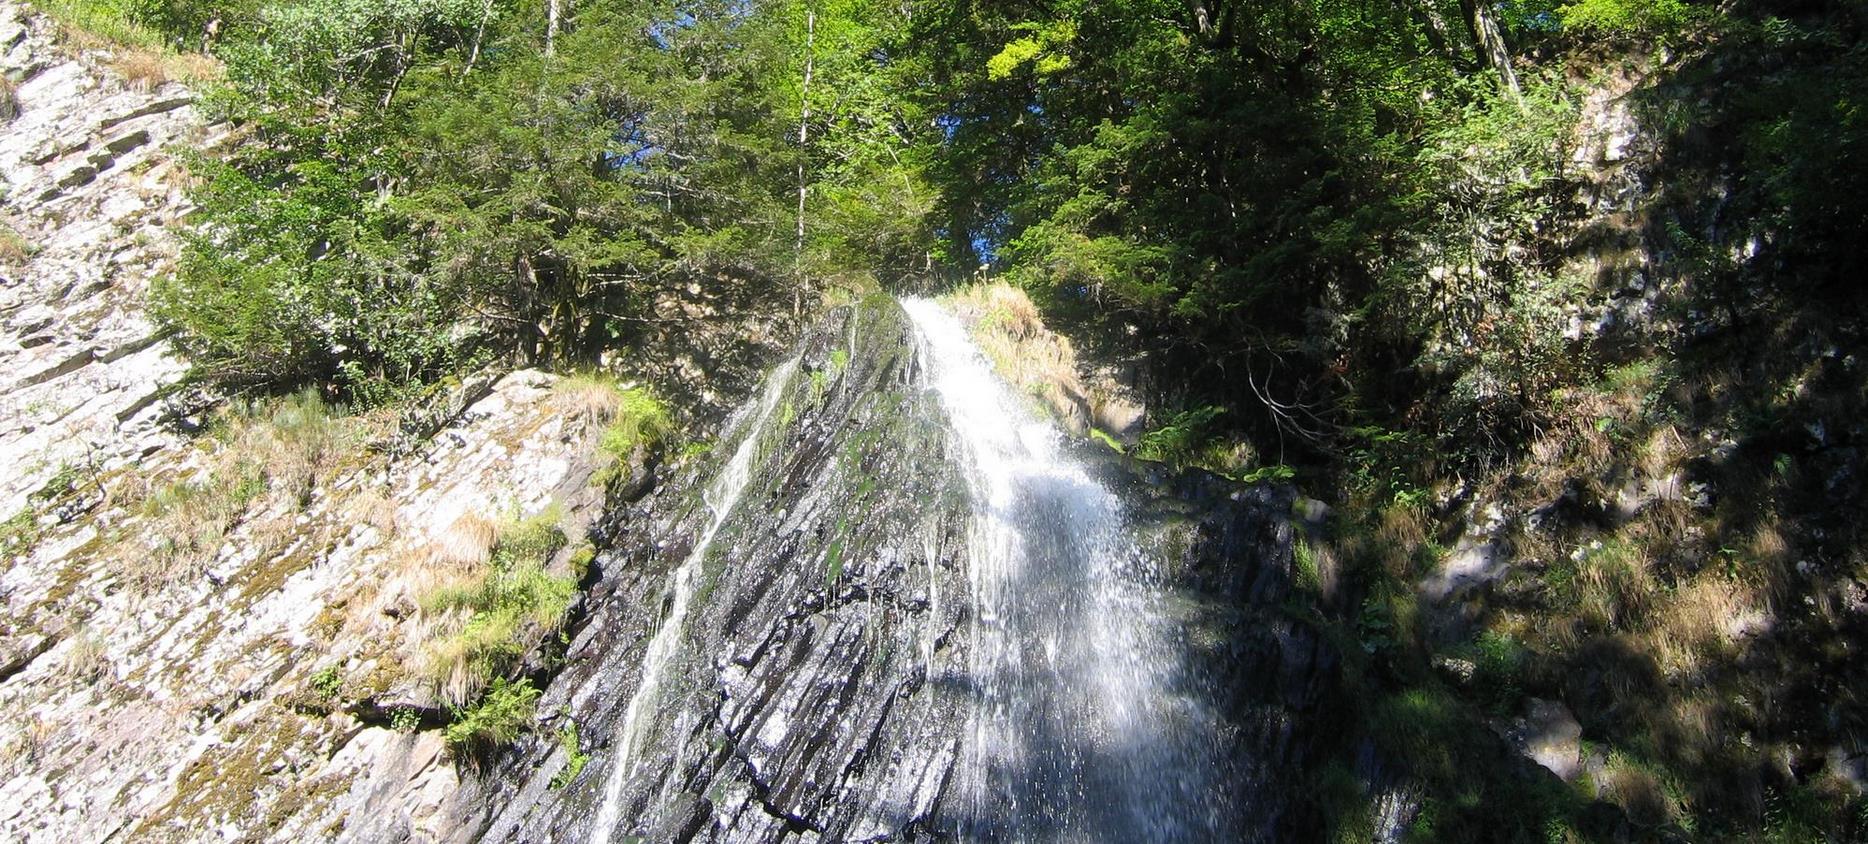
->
[
  {"left": 1373, "top": 504, "right": 1429, "bottom": 579},
  {"left": 1, "top": 716, "right": 57, "bottom": 770},
  {"left": 347, "top": 488, "right": 400, "bottom": 537},
  {"left": 0, "top": 75, "right": 17, "bottom": 123},
  {"left": 946, "top": 283, "right": 1091, "bottom": 431},
  {"left": 1635, "top": 424, "right": 1686, "bottom": 479},
  {"left": 428, "top": 513, "right": 499, "bottom": 568},
  {"left": 1571, "top": 539, "right": 1656, "bottom": 631},
  {"left": 60, "top": 630, "right": 108, "bottom": 684},
  {"left": 1642, "top": 574, "right": 1753, "bottom": 678},
  {"left": 169, "top": 52, "right": 222, "bottom": 82},
  {"left": 111, "top": 49, "right": 170, "bottom": 89},
  {"left": 553, "top": 374, "right": 624, "bottom": 427}
]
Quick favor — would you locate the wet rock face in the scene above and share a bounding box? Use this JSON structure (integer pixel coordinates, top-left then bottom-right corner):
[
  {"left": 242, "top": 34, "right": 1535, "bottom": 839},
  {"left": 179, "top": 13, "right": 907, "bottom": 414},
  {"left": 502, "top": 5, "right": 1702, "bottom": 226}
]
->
[
  {"left": 1093, "top": 458, "right": 1342, "bottom": 840},
  {"left": 449, "top": 299, "right": 977, "bottom": 843},
  {"left": 444, "top": 301, "right": 1323, "bottom": 843}
]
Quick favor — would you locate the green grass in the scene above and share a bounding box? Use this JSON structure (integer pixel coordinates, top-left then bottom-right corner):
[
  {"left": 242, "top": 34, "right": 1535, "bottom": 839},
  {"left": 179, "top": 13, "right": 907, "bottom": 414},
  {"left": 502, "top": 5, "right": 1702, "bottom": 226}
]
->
[
  {"left": 30, "top": 0, "right": 170, "bottom": 52},
  {"left": 422, "top": 508, "right": 574, "bottom": 703},
  {"left": 599, "top": 387, "right": 673, "bottom": 459},
  {"left": 1294, "top": 539, "right": 1322, "bottom": 593},
  {"left": 0, "top": 508, "right": 41, "bottom": 560}
]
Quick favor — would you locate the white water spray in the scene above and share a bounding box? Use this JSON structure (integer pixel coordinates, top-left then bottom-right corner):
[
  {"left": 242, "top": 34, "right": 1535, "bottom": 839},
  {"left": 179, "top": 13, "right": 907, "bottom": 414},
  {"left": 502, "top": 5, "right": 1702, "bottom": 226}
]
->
[
  {"left": 588, "top": 358, "right": 798, "bottom": 843},
  {"left": 902, "top": 298, "right": 1228, "bottom": 842}
]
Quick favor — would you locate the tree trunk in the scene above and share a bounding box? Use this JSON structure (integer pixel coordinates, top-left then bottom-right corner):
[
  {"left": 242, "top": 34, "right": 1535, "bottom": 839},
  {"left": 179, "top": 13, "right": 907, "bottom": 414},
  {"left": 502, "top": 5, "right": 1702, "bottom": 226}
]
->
[
  {"left": 793, "top": 7, "right": 815, "bottom": 315},
  {"left": 546, "top": 0, "right": 561, "bottom": 57},
  {"left": 463, "top": 0, "right": 494, "bottom": 75},
  {"left": 1461, "top": 0, "right": 1522, "bottom": 101}
]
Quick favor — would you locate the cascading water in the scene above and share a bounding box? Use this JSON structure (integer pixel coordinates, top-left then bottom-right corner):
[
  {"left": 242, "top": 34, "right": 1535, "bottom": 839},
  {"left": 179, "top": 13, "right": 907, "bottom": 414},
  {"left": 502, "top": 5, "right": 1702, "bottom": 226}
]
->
[
  {"left": 588, "top": 358, "right": 798, "bottom": 843},
  {"left": 902, "top": 298, "right": 1231, "bottom": 842}
]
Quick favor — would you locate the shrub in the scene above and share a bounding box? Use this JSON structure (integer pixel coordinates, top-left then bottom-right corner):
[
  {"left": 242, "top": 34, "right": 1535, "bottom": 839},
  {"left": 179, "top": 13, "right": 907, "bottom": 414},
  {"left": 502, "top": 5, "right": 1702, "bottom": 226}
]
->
[{"left": 1558, "top": 0, "right": 1697, "bottom": 35}]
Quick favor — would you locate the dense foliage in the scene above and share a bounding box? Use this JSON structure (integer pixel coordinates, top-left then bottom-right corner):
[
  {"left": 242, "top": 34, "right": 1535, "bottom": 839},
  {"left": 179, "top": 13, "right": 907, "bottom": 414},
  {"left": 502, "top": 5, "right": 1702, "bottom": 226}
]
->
[{"left": 146, "top": 0, "right": 931, "bottom": 400}]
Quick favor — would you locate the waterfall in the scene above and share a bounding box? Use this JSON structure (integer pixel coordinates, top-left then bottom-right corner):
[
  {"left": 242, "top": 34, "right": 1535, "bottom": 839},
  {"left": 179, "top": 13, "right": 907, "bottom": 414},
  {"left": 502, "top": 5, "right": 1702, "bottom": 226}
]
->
[
  {"left": 588, "top": 358, "right": 798, "bottom": 843},
  {"left": 902, "top": 298, "right": 1229, "bottom": 842}
]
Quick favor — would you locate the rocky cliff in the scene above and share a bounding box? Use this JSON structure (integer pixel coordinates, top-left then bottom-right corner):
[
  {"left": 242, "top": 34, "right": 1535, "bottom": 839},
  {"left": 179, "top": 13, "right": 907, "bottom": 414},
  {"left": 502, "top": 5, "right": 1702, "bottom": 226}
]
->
[{"left": 0, "top": 7, "right": 621, "bottom": 838}]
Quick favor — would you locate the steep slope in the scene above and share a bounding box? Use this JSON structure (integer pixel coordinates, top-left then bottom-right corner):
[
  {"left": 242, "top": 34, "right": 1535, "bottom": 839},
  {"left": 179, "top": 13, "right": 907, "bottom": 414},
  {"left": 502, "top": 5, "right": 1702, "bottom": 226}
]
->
[
  {"left": 0, "top": 0, "right": 206, "bottom": 516},
  {"left": 0, "top": 9, "right": 621, "bottom": 839}
]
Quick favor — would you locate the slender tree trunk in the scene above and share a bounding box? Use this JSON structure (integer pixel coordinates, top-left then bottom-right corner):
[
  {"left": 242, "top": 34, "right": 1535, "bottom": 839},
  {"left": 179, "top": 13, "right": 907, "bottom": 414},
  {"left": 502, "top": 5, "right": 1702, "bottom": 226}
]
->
[
  {"left": 1191, "top": 0, "right": 1213, "bottom": 35},
  {"left": 1461, "top": 0, "right": 1522, "bottom": 102},
  {"left": 546, "top": 0, "right": 561, "bottom": 57},
  {"left": 463, "top": 0, "right": 494, "bottom": 75},
  {"left": 380, "top": 31, "right": 415, "bottom": 109},
  {"left": 793, "top": 7, "right": 815, "bottom": 316}
]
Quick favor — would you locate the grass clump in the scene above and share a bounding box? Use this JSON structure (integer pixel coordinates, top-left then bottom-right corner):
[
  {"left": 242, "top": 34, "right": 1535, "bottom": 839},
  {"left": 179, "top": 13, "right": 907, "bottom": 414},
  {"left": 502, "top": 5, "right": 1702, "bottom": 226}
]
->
[
  {"left": 0, "top": 224, "right": 32, "bottom": 264},
  {"left": 561, "top": 375, "right": 674, "bottom": 488},
  {"left": 421, "top": 508, "right": 573, "bottom": 705},
  {"left": 1, "top": 508, "right": 44, "bottom": 562},
  {"left": 600, "top": 387, "right": 672, "bottom": 458},
  {"left": 444, "top": 676, "right": 540, "bottom": 751}
]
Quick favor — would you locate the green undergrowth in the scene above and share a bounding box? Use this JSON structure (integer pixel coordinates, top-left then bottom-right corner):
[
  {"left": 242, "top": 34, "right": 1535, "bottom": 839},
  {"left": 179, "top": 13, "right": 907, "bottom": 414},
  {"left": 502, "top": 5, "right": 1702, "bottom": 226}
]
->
[
  {"left": 1288, "top": 314, "right": 1868, "bottom": 838},
  {"left": 422, "top": 507, "right": 572, "bottom": 709},
  {"left": 444, "top": 676, "right": 540, "bottom": 751}
]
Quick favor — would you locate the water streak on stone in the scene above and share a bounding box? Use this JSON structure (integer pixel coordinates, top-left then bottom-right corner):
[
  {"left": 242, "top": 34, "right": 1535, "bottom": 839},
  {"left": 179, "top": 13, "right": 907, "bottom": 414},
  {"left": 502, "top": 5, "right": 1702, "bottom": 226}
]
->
[{"left": 587, "top": 357, "right": 799, "bottom": 842}]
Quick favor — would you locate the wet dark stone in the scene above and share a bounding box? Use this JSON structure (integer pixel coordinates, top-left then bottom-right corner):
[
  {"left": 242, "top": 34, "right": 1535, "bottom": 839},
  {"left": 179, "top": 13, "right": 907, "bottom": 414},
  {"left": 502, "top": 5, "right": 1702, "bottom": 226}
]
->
[{"left": 410, "top": 299, "right": 1336, "bottom": 843}]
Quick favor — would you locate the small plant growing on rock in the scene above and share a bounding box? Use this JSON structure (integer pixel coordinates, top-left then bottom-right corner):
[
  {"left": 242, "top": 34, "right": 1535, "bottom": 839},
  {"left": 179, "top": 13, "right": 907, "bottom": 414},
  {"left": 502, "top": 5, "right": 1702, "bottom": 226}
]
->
[
  {"left": 0, "top": 509, "right": 43, "bottom": 562},
  {"left": 390, "top": 708, "right": 421, "bottom": 732},
  {"left": 444, "top": 677, "right": 540, "bottom": 751},
  {"left": 549, "top": 719, "right": 589, "bottom": 789},
  {"left": 310, "top": 665, "right": 343, "bottom": 701},
  {"left": 0, "top": 224, "right": 32, "bottom": 263},
  {"left": 600, "top": 388, "right": 672, "bottom": 457},
  {"left": 584, "top": 384, "right": 672, "bottom": 488}
]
